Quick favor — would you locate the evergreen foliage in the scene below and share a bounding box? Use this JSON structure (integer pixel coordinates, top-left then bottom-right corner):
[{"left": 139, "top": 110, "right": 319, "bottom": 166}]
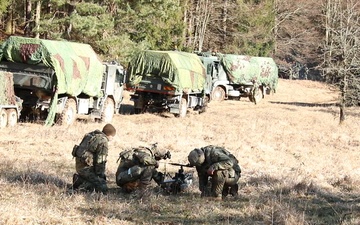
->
[{"left": 0, "top": 1, "right": 10, "bottom": 16}]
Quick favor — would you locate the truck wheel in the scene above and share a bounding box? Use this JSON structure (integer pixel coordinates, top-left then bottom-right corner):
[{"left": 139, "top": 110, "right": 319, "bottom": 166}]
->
[
  {"left": 58, "top": 98, "right": 77, "bottom": 125},
  {"left": 7, "top": 109, "right": 18, "bottom": 127},
  {"left": 0, "top": 109, "right": 8, "bottom": 128},
  {"left": 177, "top": 97, "right": 188, "bottom": 118},
  {"left": 249, "top": 87, "right": 263, "bottom": 104},
  {"left": 101, "top": 97, "right": 115, "bottom": 123},
  {"left": 211, "top": 86, "right": 225, "bottom": 101}
]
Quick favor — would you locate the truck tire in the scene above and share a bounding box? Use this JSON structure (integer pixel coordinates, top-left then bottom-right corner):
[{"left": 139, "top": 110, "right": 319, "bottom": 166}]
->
[
  {"left": 101, "top": 97, "right": 115, "bottom": 123},
  {"left": 58, "top": 98, "right": 77, "bottom": 125},
  {"left": 211, "top": 86, "right": 225, "bottom": 101},
  {"left": 7, "top": 109, "right": 18, "bottom": 127},
  {"left": 0, "top": 109, "right": 7, "bottom": 128},
  {"left": 177, "top": 97, "right": 188, "bottom": 118},
  {"left": 249, "top": 87, "right": 263, "bottom": 104}
]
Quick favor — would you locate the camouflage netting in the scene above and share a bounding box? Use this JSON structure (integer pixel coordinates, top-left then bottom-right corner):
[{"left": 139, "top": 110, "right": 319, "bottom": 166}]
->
[
  {"left": 0, "top": 71, "right": 16, "bottom": 105},
  {"left": 219, "top": 54, "right": 279, "bottom": 91},
  {"left": 0, "top": 36, "right": 104, "bottom": 97},
  {"left": 127, "top": 50, "right": 206, "bottom": 93},
  {"left": 0, "top": 36, "right": 104, "bottom": 125}
]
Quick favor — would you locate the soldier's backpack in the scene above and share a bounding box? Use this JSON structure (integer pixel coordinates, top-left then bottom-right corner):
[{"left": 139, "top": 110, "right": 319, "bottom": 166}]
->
[
  {"left": 72, "top": 131, "right": 99, "bottom": 165},
  {"left": 116, "top": 143, "right": 159, "bottom": 168}
]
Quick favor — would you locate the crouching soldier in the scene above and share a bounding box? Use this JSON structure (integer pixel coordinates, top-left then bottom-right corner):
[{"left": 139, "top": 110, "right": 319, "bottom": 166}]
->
[
  {"left": 72, "top": 124, "right": 116, "bottom": 194},
  {"left": 187, "top": 145, "right": 241, "bottom": 200},
  {"left": 116, "top": 144, "right": 171, "bottom": 193}
]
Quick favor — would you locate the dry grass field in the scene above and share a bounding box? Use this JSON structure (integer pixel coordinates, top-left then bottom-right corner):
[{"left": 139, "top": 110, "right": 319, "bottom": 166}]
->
[{"left": 1, "top": 79, "right": 360, "bottom": 225}]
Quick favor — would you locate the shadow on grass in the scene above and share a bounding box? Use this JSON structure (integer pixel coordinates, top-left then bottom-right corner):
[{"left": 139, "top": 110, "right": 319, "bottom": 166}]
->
[
  {"left": 269, "top": 101, "right": 338, "bottom": 108},
  {"left": 100, "top": 175, "right": 360, "bottom": 225},
  {"left": 269, "top": 101, "right": 360, "bottom": 117},
  {"left": 223, "top": 175, "right": 360, "bottom": 224},
  {"left": 119, "top": 103, "right": 134, "bottom": 115},
  {"left": 6, "top": 170, "right": 69, "bottom": 188}
]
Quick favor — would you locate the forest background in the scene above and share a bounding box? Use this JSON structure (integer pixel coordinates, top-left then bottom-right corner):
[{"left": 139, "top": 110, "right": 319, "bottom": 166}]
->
[{"left": 0, "top": 0, "right": 359, "bottom": 118}]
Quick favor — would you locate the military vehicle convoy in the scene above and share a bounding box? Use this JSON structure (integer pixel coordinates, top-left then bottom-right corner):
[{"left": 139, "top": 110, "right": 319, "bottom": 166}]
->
[
  {"left": 0, "top": 71, "right": 22, "bottom": 128},
  {"left": 0, "top": 35, "right": 278, "bottom": 124},
  {"left": 126, "top": 50, "right": 210, "bottom": 117},
  {"left": 197, "top": 52, "right": 278, "bottom": 104},
  {"left": 0, "top": 36, "right": 126, "bottom": 126}
]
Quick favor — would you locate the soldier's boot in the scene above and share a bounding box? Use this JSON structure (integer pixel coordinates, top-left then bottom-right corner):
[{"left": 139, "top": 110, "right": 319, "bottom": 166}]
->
[
  {"left": 94, "top": 180, "right": 108, "bottom": 195},
  {"left": 229, "top": 183, "right": 239, "bottom": 197},
  {"left": 222, "top": 185, "right": 230, "bottom": 198},
  {"left": 72, "top": 173, "right": 84, "bottom": 189}
]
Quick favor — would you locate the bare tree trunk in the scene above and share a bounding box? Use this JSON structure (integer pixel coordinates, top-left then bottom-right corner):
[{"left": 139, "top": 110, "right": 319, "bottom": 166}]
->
[
  {"left": 34, "top": 0, "right": 41, "bottom": 38},
  {"left": 24, "top": 0, "right": 32, "bottom": 36},
  {"left": 222, "top": 0, "right": 228, "bottom": 44},
  {"left": 198, "top": 0, "right": 211, "bottom": 52},
  {"left": 182, "top": 1, "right": 188, "bottom": 49},
  {"left": 323, "top": 0, "right": 360, "bottom": 124},
  {"left": 339, "top": 76, "right": 347, "bottom": 124},
  {"left": 5, "top": 0, "right": 14, "bottom": 34}
]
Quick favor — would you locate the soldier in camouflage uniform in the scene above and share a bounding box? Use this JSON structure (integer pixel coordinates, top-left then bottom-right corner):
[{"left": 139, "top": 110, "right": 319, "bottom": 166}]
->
[
  {"left": 187, "top": 145, "right": 241, "bottom": 200},
  {"left": 116, "top": 144, "right": 171, "bottom": 193},
  {"left": 72, "top": 124, "right": 116, "bottom": 194}
]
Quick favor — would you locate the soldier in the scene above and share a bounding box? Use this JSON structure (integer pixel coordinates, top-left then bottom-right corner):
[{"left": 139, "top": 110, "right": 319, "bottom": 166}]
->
[
  {"left": 72, "top": 123, "right": 116, "bottom": 194},
  {"left": 187, "top": 145, "right": 241, "bottom": 200},
  {"left": 115, "top": 144, "right": 171, "bottom": 193}
]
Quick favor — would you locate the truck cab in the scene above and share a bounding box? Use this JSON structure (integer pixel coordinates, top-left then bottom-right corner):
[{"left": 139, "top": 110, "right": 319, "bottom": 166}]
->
[{"left": 198, "top": 52, "right": 269, "bottom": 103}]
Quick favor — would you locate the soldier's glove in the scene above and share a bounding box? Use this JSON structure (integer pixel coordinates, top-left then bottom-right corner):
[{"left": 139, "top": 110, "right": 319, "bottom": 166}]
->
[
  {"left": 153, "top": 172, "right": 164, "bottom": 185},
  {"left": 163, "top": 151, "right": 171, "bottom": 160}
]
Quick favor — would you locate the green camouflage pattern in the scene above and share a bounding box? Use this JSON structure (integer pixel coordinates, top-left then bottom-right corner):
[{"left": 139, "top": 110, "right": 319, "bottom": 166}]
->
[
  {"left": 75, "top": 130, "right": 109, "bottom": 193},
  {"left": 75, "top": 129, "right": 109, "bottom": 171},
  {"left": 219, "top": 54, "right": 279, "bottom": 91},
  {"left": 0, "top": 71, "right": 16, "bottom": 105},
  {"left": 127, "top": 50, "right": 206, "bottom": 93},
  {"left": 189, "top": 145, "right": 241, "bottom": 197},
  {"left": 0, "top": 36, "right": 104, "bottom": 97}
]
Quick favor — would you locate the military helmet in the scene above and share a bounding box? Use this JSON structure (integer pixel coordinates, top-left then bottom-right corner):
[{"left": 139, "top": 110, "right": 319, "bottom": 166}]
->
[{"left": 188, "top": 148, "right": 205, "bottom": 166}]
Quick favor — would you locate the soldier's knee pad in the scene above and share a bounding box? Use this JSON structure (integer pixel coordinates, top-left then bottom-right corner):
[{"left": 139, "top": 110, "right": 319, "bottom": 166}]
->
[{"left": 116, "top": 165, "right": 144, "bottom": 185}]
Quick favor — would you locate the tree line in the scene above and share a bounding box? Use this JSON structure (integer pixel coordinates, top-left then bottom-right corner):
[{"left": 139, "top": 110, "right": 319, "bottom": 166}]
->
[{"left": 0, "top": 0, "right": 359, "bottom": 122}]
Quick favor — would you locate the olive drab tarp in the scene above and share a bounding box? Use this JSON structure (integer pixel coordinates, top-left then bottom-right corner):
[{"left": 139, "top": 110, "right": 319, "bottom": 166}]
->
[
  {"left": 0, "top": 71, "right": 16, "bottom": 105},
  {"left": 219, "top": 54, "right": 279, "bottom": 91},
  {"left": 0, "top": 36, "right": 104, "bottom": 125},
  {"left": 127, "top": 50, "right": 206, "bottom": 93},
  {"left": 0, "top": 36, "right": 104, "bottom": 97}
]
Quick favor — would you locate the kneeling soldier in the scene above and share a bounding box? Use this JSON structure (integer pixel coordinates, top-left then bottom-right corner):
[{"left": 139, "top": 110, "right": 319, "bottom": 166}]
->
[
  {"left": 187, "top": 145, "right": 241, "bottom": 200},
  {"left": 72, "top": 124, "right": 116, "bottom": 194},
  {"left": 115, "top": 144, "right": 170, "bottom": 193}
]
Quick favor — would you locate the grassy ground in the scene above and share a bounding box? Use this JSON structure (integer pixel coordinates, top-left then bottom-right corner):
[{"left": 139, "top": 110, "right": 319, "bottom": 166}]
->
[{"left": 1, "top": 79, "right": 360, "bottom": 225}]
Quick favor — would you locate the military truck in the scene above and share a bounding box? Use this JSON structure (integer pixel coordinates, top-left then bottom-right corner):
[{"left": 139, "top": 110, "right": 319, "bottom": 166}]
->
[
  {"left": 198, "top": 52, "right": 278, "bottom": 104},
  {"left": 0, "top": 71, "right": 22, "bottom": 128},
  {"left": 126, "top": 50, "right": 209, "bottom": 117},
  {"left": 0, "top": 36, "right": 126, "bottom": 125}
]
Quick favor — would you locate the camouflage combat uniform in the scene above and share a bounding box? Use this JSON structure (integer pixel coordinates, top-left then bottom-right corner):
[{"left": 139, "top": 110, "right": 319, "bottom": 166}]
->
[
  {"left": 73, "top": 130, "right": 110, "bottom": 194},
  {"left": 116, "top": 145, "right": 170, "bottom": 192},
  {"left": 188, "top": 145, "right": 241, "bottom": 199}
]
